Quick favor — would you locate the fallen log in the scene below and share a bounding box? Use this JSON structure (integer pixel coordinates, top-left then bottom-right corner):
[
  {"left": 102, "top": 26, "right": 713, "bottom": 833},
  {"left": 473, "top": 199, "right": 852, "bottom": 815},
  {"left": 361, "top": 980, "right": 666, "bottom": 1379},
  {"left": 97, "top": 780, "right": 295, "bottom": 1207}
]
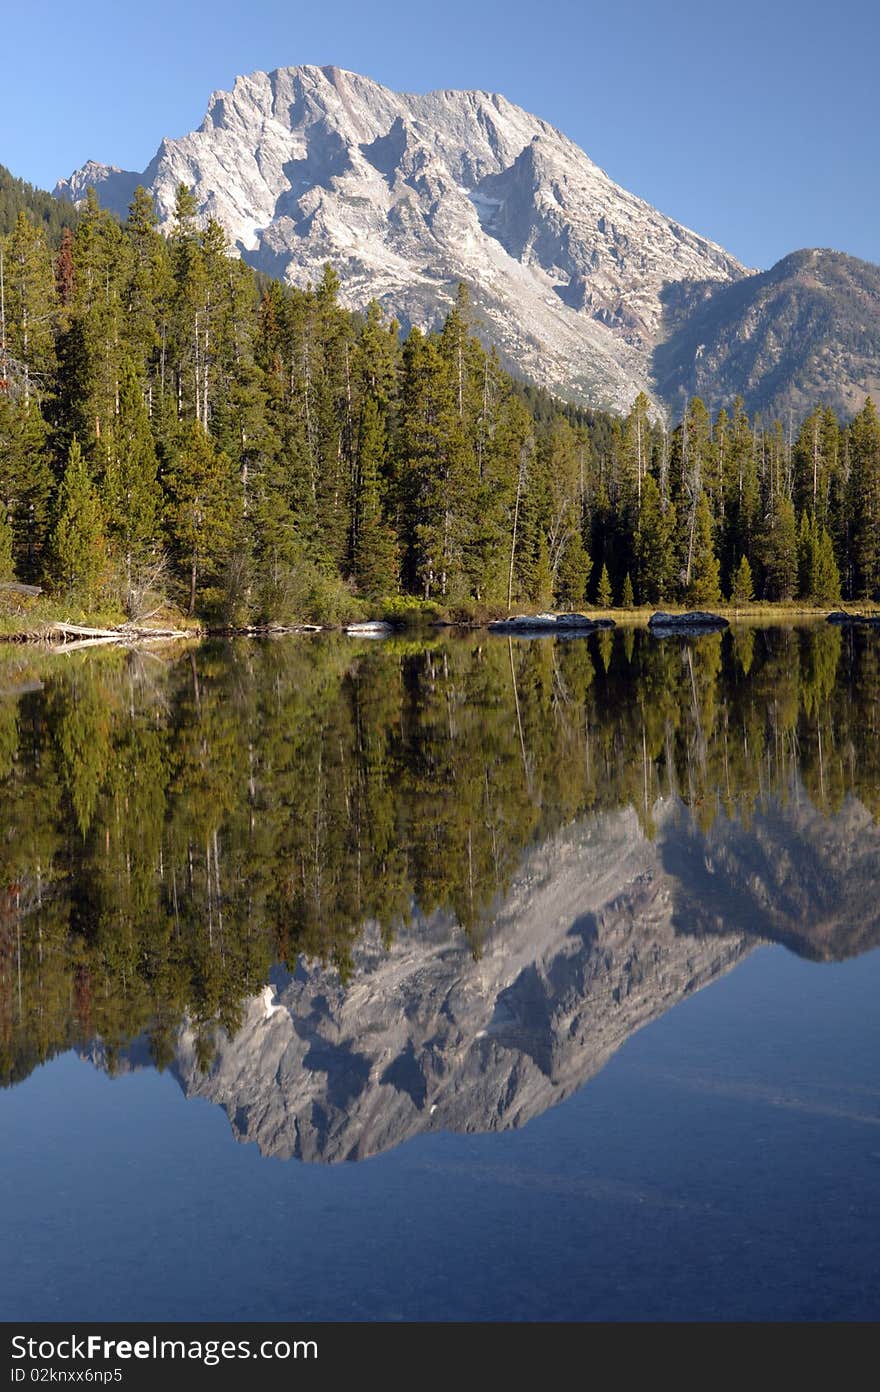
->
[
  {"left": 50, "top": 622, "right": 125, "bottom": 639},
  {"left": 44, "top": 622, "right": 196, "bottom": 645},
  {"left": 0, "top": 679, "right": 44, "bottom": 699},
  {"left": 0, "top": 581, "right": 43, "bottom": 598}
]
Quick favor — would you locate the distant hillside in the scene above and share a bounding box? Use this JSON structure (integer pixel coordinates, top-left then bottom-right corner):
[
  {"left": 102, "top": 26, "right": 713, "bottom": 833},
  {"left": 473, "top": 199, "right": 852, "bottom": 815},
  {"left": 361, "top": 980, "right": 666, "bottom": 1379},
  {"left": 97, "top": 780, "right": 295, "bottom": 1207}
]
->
[
  {"left": 654, "top": 249, "right": 880, "bottom": 421},
  {"left": 0, "top": 163, "right": 80, "bottom": 242}
]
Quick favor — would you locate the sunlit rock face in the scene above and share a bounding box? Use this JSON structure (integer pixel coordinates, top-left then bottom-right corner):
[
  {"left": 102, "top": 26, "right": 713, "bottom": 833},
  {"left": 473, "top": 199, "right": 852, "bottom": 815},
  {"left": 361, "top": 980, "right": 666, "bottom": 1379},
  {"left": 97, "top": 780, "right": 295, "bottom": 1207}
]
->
[{"left": 55, "top": 64, "right": 745, "bottom": 413}]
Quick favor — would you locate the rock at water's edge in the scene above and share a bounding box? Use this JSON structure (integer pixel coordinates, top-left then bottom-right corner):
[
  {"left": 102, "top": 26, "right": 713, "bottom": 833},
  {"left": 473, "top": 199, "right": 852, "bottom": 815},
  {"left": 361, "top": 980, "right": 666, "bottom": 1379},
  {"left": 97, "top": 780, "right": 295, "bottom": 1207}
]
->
[
  {"left": 648, "top": 610, "right": 729, "bottom": 633},
  {"left": 344, "top": 620, "right": 394, "bottom": 636},
  {"left": 826, "top": 611, "right": 880, "bottom": 628},
  {"left": 489, "top": 613, "right": 616, "bottom": 635}
]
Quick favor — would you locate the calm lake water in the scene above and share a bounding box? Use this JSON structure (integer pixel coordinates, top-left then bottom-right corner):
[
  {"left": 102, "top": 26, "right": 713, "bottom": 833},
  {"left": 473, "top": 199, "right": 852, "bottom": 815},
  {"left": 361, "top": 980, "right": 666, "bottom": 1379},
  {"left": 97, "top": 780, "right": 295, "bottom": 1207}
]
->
[{"left": 0, "top": 624, "right": 878, "bottom": 1321}]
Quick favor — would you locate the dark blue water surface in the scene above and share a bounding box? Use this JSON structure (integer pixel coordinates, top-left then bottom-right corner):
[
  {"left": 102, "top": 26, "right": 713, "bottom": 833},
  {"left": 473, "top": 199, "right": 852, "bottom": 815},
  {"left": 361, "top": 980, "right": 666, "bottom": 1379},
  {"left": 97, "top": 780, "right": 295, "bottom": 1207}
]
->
[{"left": 2, "top": 944, "right": 878, "bottom": 1322}]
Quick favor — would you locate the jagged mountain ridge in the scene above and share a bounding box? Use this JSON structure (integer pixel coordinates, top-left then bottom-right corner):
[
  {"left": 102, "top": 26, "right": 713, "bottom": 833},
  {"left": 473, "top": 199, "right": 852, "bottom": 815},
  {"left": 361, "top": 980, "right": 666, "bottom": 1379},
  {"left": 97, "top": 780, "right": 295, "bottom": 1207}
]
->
[{"left": 55, "top": 64, "right": 747, "bottom": 413}]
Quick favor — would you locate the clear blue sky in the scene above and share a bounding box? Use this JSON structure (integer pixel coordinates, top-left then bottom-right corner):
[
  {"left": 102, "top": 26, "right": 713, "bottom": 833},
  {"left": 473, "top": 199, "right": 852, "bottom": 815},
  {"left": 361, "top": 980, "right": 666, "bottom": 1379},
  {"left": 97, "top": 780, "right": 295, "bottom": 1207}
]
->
[{"left": 5, "top": 0, "right": 878, "bottom": 269}]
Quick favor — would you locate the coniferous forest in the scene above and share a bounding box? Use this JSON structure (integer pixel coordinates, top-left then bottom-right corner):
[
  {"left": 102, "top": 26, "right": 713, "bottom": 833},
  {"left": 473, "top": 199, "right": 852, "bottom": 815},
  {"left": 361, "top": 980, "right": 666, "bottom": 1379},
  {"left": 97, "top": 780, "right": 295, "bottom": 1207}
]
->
[{"left": 2, "top": 182, "right": 880, "bottom": 624}]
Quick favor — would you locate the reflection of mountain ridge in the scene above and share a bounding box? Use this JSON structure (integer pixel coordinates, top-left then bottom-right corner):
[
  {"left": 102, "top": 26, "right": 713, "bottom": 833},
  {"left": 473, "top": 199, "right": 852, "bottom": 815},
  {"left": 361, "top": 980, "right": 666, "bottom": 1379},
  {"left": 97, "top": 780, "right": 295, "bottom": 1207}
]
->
[
  {"left": 167, "top": 785, "right": 880, "bottom": 1162},
  {"left": 76, "top": 782, "right": 880, "bottom": 1162},
  {"left": 171, "top": 804, "right": 749, "bottom": 1161},
  {"left": 665, "top": 789, "right": 880, "bottom": 961}
]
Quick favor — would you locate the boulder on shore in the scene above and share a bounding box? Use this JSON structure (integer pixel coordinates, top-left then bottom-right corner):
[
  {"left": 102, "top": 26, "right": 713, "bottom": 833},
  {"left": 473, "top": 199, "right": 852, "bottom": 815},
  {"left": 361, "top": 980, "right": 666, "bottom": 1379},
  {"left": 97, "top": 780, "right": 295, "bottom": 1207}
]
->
[
  {"left": 826, "top": 611, "right": 880, "bottom": 628},
  {"left": 648, "top": 610, "right": 729, "bottom": 635},
  {"left": 488, "top": 613, "right": 615, "bottom": 636}
]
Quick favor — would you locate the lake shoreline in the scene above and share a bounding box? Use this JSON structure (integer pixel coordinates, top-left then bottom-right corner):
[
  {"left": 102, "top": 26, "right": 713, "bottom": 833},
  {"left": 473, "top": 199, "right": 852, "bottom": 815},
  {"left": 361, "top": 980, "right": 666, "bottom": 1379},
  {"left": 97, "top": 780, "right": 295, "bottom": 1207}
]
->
[{"left": 2, "top": 603, "right": 879, "bottom": 646}]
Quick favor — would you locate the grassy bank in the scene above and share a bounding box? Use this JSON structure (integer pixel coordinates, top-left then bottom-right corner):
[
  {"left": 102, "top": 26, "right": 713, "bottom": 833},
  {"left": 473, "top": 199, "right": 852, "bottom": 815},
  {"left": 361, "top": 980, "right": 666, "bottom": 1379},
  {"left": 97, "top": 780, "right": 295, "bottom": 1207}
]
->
[{"left": 0, "top": 595, "right": 203, "bottom": 642}]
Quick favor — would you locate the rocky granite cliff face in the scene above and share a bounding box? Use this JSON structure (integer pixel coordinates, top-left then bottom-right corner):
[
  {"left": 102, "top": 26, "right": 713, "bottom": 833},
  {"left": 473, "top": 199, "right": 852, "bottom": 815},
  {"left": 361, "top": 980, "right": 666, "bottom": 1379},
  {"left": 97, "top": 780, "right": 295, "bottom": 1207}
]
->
[
  {"left": 55, "top": 65, "right": 746, "bottom": 413},
  {"left": 55, "top": 68, "right": 880, "bottom": 418}
]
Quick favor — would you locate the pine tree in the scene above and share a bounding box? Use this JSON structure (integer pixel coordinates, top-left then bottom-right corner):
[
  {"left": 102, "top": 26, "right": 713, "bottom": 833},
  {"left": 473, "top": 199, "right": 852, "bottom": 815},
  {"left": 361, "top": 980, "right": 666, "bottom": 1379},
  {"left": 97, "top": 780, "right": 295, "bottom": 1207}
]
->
[
  {"left": 812, "top": 524, "right": 841, "bottom": 603},
  {"left": 103, "top": 360, "right": 163, "bottom": 614},
  {"left": 398, "top": 328, "right": 477, "bottom": 599},
  {"left": 1, "top": 210, "right": 57, "bottom": 405},
  {"left": 124, "top": 185, "right": 172, "bottom": 385},
  {"left": 50, "top": 436, "right": 106, "bottom": 603},
  {"left": 730, "top": 555, "right": 754, "bottom": 605},
  {"left": 621, "top": 572, "right": 635, "bottom": 608},
  {"left": 686, "top": 491, "right": 721, "bottom": 605},
  {"left": 799, "top": 511, "right": 841, "bottom": 604},
  {"left": 635, "top": 474, "right": 675, "bottom": 604},
  {"left": 0, "top": 396, "right": 52, "bottom": 578},
  {"left": 678, "top": 397, "right": 714, "bottom": 589},
  {"left": 596, "top": 562, "right": 613, "bottom": 608},
  {"left": 621, "top": 391, "right": 651, "bottom": 522},
  {"left": 555, "top": 531, "right": 591, "bottom": 609},
  {"left": 164, "top": 420, "right": 239, "bottom": 613},
  {"left": 353, "top": 396, "right": 398, "bottom": 596},
  {"left": 848, "top": 397, "right": 880, "bottom": 598},
  {"left": 762, "top": 495, "right": 798, "bottom": 601}
]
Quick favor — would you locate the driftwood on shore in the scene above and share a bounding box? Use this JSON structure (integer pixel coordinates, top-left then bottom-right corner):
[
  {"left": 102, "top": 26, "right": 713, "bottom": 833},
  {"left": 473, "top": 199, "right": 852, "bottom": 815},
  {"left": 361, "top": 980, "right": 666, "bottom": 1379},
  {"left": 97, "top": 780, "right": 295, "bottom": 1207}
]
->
[
  {"left": 0, "top": 621, "right": 196, "bottom": 649},
  {"left": 0, "top": 679, "right": 44, "bottom": 700},
  {"left": 0, "top": 581, "right": 43, "bottom": 598}
]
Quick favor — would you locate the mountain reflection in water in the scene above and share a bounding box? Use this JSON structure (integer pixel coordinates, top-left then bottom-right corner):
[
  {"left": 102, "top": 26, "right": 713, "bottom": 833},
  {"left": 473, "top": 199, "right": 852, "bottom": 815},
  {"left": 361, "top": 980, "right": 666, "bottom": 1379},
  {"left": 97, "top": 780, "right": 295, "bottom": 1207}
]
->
[{"left": 2, "top": 624, "right": 879, "bottom": 1160}]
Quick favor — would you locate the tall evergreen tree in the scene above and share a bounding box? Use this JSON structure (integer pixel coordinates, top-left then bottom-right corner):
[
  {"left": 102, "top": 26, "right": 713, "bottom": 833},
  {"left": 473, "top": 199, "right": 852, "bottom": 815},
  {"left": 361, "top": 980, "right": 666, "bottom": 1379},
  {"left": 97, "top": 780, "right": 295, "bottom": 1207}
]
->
[
  {"left": 164, "top": 420, "right": 239, "bottom": 613},
  {"left": 848, "top": 397, "right": 880, "bottom": 598},
  {"left": 50, "top": 436, "right": 106, "bottom": 603},
  {"left": 799, "top": 511, "right": 841, "bottom": 603},
  {"left": 0, "top": 503, "right": 14, "bottom": 578},
  {"left": 0, "top": 396, "right": 52, "bottom": 578},
  {"left": 635, "top": 473, "right": 675, "bottom": 604},
  {"left": 1, "top": 210, "right": 57, "bottom": 404},
  {"left": 103, "top": 360, "right": 163, "bottom": 613},
  {"left": 353, "top": 395, "right": 398, "bottom": 597},
  {"left": 686, "top": 491, "right": 721, "bottom": 605},
  {"left": 762, "top": 495, "right": 798, "bottom": 601}
]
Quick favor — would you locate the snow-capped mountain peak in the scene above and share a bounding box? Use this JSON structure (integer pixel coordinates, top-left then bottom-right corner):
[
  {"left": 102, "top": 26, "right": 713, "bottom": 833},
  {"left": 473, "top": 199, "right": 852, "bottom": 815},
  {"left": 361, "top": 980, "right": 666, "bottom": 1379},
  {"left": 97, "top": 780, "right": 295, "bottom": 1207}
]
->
[{"left": 55, "top": 64, "right": 747, "bottom": 411}]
